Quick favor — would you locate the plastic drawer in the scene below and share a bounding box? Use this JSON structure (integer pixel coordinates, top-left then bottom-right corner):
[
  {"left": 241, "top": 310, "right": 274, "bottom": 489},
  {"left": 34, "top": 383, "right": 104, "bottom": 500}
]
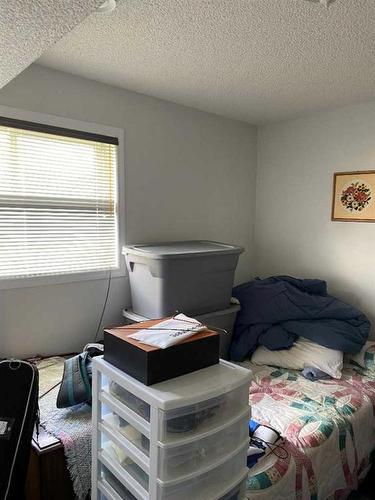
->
[
  {"left": 218, "top": 476, "right": 247, "bottom": 500},
  {"left": 156, "top": 442, "right": 248, "bottom": 500},
  {"left": 101, "top": 464, "right": 137, "bottom": 500},
  {"left": 109, "top": 381, "right": 150, "bottom": 422},
  {"left": 157, "top": 410, "right": 249, "bottom": 481},
  {"left": 158, "top": 383, "right": 249, "bottom": 443},
  {"left": 101, "top": 431, "right": 149, "bottom": 491},
  {"left": 103, "top": 413, "right": 150, "bottom": 456}
]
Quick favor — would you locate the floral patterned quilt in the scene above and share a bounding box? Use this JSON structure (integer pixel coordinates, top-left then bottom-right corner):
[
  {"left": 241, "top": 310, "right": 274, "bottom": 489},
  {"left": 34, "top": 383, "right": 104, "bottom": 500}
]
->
[{"left": 240, "top": 360, "right": 375, "bottom": 500}]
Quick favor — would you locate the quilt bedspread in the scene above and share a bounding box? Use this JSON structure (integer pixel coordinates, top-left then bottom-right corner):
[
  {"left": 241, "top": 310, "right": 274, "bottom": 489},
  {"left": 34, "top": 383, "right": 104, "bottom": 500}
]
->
[{"left": 240, "top": 361, "right": 375, "bottom": 500}]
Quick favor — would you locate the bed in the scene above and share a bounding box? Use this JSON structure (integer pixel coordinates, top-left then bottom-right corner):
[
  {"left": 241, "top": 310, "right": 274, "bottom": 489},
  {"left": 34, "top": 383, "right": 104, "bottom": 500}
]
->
[{"left": 240, "top": 359, "right": 375, "bottom": 500}]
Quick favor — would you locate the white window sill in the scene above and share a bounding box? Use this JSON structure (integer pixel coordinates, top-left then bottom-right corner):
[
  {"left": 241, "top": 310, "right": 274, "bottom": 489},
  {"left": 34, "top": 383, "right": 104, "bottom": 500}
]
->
[{"left": 0, "top": 267, "right": 127, "bottom": 290}]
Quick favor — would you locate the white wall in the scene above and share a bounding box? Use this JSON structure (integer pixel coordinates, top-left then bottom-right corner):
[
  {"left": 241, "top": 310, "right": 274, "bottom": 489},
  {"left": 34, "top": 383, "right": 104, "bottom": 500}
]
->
[
  {"left": 256, "top": 101, "right": 375, "bottom": 332},
  {"left": 0, "top": 64, "right": 257, "bottom": 358}
]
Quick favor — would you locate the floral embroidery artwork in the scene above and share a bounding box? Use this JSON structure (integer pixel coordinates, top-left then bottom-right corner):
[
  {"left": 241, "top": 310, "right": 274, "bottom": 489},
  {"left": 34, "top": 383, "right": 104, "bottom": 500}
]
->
[
  {"left": 332, "top": 171, "right": 375, "bottom": 221},
  {"left": 340, "top": 181, "right": 371, "bottom": 213}
]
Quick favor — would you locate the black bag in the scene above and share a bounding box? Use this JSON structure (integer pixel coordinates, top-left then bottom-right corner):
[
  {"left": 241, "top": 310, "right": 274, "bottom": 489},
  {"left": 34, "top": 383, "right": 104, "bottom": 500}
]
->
[{"left": 0, "top": 360, "right": 39, "bottom": 500}]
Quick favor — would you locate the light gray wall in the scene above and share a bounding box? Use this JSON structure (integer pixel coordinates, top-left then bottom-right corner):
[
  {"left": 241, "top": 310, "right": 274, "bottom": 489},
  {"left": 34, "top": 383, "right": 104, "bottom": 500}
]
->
[
  {"left": 0, "top": 64, "right": 257, "bottom": 358},
  {"left": 256, "top": 101, "right": 375, "bottom": 333}
]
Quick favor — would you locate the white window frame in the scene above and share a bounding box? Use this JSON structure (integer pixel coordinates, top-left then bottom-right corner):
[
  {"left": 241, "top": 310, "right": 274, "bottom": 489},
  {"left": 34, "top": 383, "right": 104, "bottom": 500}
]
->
[{"left": 0, "top": 104, "right": 126, "bottom": 289}]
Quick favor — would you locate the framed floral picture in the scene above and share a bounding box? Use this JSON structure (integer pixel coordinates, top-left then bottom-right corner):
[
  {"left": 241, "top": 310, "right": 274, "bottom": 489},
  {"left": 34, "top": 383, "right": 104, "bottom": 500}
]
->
[{"left": 332, "top": 171, "right": 375, "bottom": 222}]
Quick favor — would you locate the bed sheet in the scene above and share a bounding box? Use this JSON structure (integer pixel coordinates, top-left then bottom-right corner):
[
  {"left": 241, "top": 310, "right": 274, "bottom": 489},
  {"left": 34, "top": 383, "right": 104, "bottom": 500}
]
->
[{"left": 240, "top": 362, "right": 375, "bottom": 500}]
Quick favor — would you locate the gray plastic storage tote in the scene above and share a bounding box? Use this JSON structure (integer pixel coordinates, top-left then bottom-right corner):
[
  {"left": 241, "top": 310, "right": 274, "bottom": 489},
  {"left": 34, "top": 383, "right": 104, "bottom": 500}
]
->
[{"left": 123, "top": 241, "right": 243, "bottom": 318}]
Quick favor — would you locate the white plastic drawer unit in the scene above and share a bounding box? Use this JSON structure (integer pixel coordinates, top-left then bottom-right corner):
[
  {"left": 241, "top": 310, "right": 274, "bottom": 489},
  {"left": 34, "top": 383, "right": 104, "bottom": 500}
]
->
[
  {"left": 92, "top": 358, "right": 252, "bottom": 500},
  {"left": 156, "top": 442, "right": 248, "bottom": 500},
  {"left": 157, "top": 409, "right": 249, "bottom": 481},
  {"left": 158, "top": 383, "right": 249, "bottom": 443}
]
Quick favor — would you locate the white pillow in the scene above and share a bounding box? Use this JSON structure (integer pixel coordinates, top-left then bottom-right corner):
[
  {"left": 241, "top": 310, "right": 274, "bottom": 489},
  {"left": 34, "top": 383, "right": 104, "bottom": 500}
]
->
[{"left": 251, "top": 338, "right": 343, "bottom": 379}]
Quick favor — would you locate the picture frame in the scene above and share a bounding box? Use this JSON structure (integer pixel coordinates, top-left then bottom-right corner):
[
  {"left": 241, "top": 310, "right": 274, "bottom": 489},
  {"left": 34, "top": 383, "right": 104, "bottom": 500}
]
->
[{"left": 332, "top": 170, "right": 375, "bottom": 222}]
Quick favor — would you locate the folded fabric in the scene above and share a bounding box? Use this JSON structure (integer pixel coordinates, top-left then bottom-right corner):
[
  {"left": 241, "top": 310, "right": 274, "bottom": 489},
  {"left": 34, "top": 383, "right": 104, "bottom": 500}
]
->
[
  {"left": 302, "top": 366, "right": 331, "bottom": 381},
  {"left": 230, "top": 276, "right": 370, "bottom": 361}
]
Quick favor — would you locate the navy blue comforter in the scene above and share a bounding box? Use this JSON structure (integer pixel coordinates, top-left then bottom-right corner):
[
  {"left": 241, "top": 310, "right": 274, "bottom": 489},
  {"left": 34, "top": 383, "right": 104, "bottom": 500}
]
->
[{"left": 230, "top": 276, "right": 370, "bottom": 361}]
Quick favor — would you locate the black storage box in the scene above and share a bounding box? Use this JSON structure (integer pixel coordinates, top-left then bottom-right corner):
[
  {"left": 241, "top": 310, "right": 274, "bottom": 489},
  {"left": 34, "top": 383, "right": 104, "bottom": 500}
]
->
[{"left": 103, "top": 319, "right": 220, "bottom": 385}]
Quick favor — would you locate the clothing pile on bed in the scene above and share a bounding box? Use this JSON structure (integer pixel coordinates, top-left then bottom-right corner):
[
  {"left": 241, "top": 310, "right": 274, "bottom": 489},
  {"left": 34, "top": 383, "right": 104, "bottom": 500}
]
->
[{"left": 230, "top": 276, "right": 370, "bottom": 380}]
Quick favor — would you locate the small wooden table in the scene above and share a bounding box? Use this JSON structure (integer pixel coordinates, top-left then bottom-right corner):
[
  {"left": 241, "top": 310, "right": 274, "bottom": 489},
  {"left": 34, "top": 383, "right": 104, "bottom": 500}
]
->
[{"left": 25, "top": 427, "right": 75, "bottom": 500}]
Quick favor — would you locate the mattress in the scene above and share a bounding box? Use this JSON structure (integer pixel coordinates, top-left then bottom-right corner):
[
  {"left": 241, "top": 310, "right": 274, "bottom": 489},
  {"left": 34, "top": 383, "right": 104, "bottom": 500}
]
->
[{"left": 240, "top": 361, "right": 375, "bottom": 500}]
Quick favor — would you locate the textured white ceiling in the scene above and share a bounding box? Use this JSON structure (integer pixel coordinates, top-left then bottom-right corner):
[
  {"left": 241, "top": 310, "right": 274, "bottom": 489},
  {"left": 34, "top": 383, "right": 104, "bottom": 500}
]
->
[
  {"left": 0, "top": 0, "right": 102, "bottom": 89},
  {"left": 38, "top": 0, "right": 375, "bottom": 124}
]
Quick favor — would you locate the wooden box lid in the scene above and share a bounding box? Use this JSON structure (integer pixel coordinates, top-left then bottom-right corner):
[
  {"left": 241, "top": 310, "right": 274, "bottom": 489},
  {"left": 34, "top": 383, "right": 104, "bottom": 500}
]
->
[{"left": 104, "top": 318, "right": 218, "bottom": 352}]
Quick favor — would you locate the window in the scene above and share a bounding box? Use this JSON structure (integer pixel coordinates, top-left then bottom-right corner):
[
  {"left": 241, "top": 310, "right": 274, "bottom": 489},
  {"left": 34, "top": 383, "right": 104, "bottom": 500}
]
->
[{"left": 0, "top": 115, "right": 121, "bottom": 284}]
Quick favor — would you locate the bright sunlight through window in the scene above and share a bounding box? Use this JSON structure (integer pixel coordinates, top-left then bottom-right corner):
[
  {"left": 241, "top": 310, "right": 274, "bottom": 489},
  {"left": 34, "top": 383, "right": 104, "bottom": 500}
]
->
[{"left": 0, "top": 120, "right": 119, "bottom": 280}]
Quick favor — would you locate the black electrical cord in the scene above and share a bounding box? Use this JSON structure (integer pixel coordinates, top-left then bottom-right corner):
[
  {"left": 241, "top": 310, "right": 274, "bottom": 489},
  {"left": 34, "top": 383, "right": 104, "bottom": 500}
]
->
[
  {"left": 39, "top": 381, "right": 61, "bottom": 400},
  {"left": 94, "top": 270, "right": 112, "bottom": 342},
  {"left": 250, "top": 437, "right": 289, "bottom": 460}
]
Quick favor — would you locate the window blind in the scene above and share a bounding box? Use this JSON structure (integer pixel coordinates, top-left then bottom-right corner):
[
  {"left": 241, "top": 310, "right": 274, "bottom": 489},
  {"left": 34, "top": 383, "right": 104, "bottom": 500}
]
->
[{"left": 0, "top": 120, "right": 119, "bottom": 280}]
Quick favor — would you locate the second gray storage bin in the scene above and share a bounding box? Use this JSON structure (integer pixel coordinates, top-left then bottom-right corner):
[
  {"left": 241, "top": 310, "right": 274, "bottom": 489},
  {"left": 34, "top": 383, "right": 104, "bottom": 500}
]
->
[
  {"left": 122, "top": 305, "right": 240, "bottom": 360},
  {"left": 123, "top": 241, "right": 243, "bottom": 318}
]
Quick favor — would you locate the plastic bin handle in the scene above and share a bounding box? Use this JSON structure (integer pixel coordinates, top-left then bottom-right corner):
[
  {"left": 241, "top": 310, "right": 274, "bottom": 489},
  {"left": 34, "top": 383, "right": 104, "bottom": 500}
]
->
[{"left": 127, "top": 261, "right": 135, "bottom": 272}]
